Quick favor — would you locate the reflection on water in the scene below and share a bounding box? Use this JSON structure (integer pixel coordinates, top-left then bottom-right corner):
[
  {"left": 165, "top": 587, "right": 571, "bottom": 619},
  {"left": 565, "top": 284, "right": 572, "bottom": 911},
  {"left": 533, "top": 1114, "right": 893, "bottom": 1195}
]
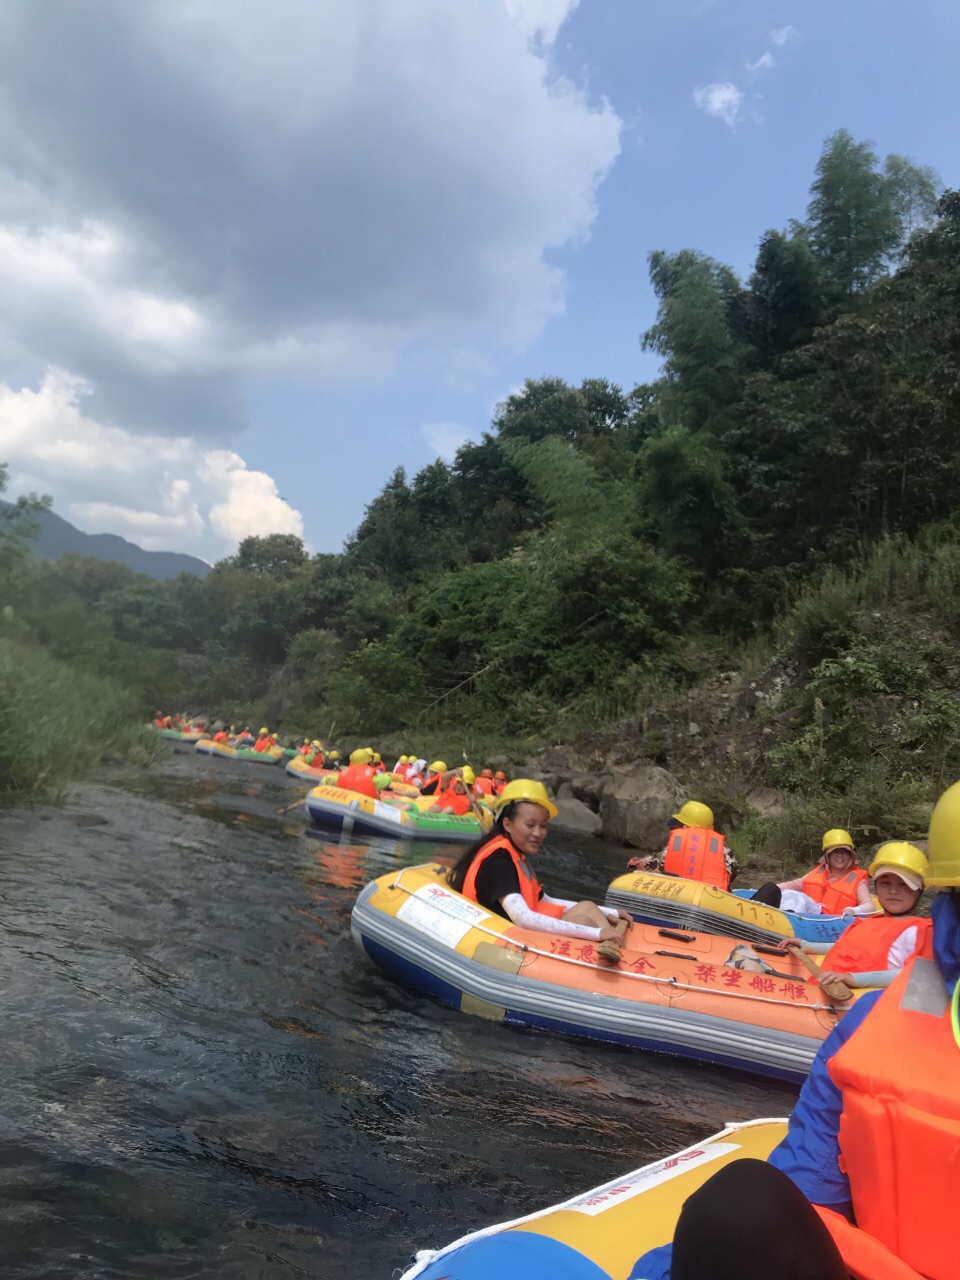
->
[{"left": 0, "top": 751, "right": 796, "bottom": 1277}]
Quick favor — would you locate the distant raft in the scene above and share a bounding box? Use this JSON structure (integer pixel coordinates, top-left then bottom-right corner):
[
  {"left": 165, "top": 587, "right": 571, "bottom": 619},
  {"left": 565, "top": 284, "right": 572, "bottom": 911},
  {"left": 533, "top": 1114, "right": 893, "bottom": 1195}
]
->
[
  {"left": 605, "top": 870, "right": 859, "bottom": 945},
  {"left": 352, "top": 863, "right": 851, "bottom": 1082},
  {"left": 402, "top": 1118, "right": 789, "bottom": 1280},
  {"left": 307, "top": 786, "right": 492, "bottom": 843},
  {"left": 195, "top": 737, "right": 283, "bottom": 765},
  {"left": 157, "top": 727, "right": 204, "bottom": 742}
]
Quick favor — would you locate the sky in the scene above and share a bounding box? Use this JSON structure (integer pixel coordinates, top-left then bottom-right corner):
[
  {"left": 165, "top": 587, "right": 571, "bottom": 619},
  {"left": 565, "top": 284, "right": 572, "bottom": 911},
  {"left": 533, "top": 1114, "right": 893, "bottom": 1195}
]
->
[{"left": 0, "top": 0, "right": 957, "bottom": 562}]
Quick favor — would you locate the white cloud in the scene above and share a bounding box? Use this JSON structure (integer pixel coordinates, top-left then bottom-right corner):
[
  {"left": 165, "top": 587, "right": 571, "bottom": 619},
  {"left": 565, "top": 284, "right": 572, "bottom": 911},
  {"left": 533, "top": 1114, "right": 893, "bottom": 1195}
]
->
[
  {"left": 419, "top": 422, "right": 473, "bottom": 463},
  {"left": 502, "top": 0, "right": 579, "bottom": 43},
  {"left": 693, "top": 82, "right": 745, "bottom": 128},
  {"left": 0, "top": 1, "right": 620, "bottom": 440},
  {"left": 0, "top": 368, "right": 303, "bottom": 557},
  {"left": 770, "top": 25, "right": 798, "bottom": 46},
  {"left": 747, "top": 51, "right": 774, "bottom": 73}
]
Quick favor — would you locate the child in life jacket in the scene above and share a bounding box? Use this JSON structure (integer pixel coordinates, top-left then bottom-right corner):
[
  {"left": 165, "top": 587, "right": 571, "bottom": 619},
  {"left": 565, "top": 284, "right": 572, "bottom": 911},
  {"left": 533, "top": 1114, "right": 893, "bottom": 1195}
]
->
[{"left": 781, "top": 842, "right": 929, "bottom": 991}]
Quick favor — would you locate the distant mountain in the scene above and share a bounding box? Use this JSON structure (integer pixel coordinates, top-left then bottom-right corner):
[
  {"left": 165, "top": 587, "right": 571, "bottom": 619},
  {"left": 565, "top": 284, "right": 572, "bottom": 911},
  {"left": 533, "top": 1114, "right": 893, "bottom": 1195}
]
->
[{"left": 4, "top": 504, "right": 211, "bottom": 580}]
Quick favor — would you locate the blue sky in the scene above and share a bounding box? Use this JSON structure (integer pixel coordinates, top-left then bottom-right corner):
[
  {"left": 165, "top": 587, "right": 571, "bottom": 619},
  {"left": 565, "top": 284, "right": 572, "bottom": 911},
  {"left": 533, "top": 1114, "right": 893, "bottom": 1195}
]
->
[{"left": 0, "top": 1, "right": 957, "bottom": 560}]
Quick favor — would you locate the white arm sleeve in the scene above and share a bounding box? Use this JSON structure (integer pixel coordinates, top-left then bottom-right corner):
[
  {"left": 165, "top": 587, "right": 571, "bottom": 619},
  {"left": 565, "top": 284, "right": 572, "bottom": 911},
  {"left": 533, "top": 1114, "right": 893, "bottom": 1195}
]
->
[
  {"left": 499, "top": 893, "right": 603, "bottom": 940},
  {"left": 886, "top": 925, "right": 919, "bottom": 970}
]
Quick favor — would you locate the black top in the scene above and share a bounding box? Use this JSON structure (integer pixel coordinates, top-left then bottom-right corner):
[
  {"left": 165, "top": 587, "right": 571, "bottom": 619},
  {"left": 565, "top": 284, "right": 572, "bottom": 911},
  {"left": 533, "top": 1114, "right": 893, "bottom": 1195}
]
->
[
  {"left": 472, "top": 848, "right": 544, "bottom": 918},
  {"left": 421, "top": 777, "right": 440, "bottom": 795}
]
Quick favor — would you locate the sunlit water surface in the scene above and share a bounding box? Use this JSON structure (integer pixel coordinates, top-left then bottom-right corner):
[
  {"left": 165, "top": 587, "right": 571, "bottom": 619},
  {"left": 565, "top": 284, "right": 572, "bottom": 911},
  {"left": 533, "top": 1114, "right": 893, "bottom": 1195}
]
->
[{"left": 0, "top": 749, "right": 795, "bottom": 1277}]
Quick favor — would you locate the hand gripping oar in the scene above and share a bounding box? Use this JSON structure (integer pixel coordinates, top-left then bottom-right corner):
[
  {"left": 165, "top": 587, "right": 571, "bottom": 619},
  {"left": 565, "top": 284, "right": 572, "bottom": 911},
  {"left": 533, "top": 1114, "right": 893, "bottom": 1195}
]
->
[
  {"left": 598, "top": 917, "right": 630, "bottom": 963},
  {"left": 782, "top": 940, "right": 852, "bottom": 1003}
]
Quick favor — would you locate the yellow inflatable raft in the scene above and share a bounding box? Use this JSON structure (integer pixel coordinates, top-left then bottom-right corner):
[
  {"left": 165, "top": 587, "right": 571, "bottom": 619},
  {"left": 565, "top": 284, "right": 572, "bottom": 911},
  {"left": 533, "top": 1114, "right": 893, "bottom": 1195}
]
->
[{"left": 403, "top": 1118, "right": 788, "bottom": 1278}]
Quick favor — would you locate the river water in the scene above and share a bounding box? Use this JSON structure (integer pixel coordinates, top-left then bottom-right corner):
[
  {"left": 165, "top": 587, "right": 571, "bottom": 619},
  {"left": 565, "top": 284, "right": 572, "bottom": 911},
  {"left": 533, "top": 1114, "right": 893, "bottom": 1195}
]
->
[{"left": 0, "top": 748, "right": 795, "bottom": 1278}]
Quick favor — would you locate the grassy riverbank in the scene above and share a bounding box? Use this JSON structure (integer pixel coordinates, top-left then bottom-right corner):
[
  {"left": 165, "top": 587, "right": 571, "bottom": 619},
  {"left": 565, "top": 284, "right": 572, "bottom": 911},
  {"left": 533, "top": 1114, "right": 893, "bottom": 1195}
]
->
[{"left": 0, "top": 638, "right": 161, "bottom": 806}]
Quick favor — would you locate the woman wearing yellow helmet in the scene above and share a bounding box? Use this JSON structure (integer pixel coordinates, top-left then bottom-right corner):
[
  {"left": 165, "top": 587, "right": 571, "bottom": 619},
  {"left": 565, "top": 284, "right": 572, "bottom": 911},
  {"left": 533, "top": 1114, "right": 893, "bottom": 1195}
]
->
[
  {"left": 776, "top": 829, "right": 872, "bottom": 916},
  {"left": 448, "top": 779, "right": 631, "bottom": 946},
  {"left": 782, "top": 842, "right": 931, "bottom": 991},
  {"left": 420, "top": 760, "right": 449, "bottom": 797}
]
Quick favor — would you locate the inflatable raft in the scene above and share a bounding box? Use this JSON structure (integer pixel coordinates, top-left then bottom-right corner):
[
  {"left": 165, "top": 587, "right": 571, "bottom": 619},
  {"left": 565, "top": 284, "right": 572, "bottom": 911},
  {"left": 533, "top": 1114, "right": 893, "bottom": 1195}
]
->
[
  {"left": 307, "top": 786, "right": 492, "bottom": 843},
  {"left": 352, "top": 864, "right": 850, "bottom": 1082},
  {"left": 157, "top": 727, "right": 203, "bottom": 742},
  {"left": 195, "top": 738, "right": 283, "bottom": 765},
  {"left": 605, "top": 870, "right": 858, "bottom": 945},
  {"left": 403, "top": 1118, "right": 788, "bottom": 1279},
  {"left": 285, "top": 755, "right": 328, "bottom": 781}
]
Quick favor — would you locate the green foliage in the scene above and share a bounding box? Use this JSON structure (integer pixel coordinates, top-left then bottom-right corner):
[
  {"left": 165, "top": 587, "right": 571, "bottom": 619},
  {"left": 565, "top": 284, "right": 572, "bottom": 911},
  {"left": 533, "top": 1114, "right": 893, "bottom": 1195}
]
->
[{"left": 0, "top": 637, "right": 161, "bottom": 805}]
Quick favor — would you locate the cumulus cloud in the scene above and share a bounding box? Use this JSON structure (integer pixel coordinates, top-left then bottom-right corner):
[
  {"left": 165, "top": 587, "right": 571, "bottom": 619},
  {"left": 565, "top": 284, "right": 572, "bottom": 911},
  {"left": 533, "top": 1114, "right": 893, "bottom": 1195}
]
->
[
  {"left": 693, "top": 82, "right": 745, "bottom": 128},
  {"left": 419, "top": 422, "right": 474, "bottom": 463},
  {"left": 770, "top": 25, "right": 798, "bottom": 46},
  {"left": 0, "top": 0, "right": 619, "bottom": 443},
  {"left": 0, "top": 369, "right": 303, "bottom": 558}
]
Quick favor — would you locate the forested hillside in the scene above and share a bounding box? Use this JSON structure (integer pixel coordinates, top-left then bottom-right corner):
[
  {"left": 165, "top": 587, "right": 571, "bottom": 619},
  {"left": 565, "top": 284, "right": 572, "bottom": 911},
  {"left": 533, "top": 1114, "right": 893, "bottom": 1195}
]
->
[{"left": 3, "top": 131, "right": 960, "bottom": 832}]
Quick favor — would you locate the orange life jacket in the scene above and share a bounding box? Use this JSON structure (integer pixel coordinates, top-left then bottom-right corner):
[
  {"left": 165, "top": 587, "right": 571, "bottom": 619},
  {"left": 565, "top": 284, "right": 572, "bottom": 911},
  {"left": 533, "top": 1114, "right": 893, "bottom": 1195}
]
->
[
  {"left": 813, "top": 1206, "right": 926, "bottom": 1280},
  {"left": 492, "top": 779, "right": 506, "bottom": 797},
  {"left": 802, "top": 864, "right": 869, "bottom": 915},
  {"left": 461, "top": 836, "right": 564, "bottom": 918},
  {"left": 253, "top": 737, "right": 267, "bottom": 752},
  {"left": 662, "top": 826, "right": 729, "bottom": 891},
  {"left": 212, "top": 731, "right": 229, "bottom": 745},
  {"left": 474, "top": 777, "right": 494, "bottom": 797},
  {"left": 407, "top": 772, "right": 425, "bottom": 789},
  {"left": 336, "top": 764, "right": 378, "bottom": 799},
  {"left": 822, "top": 915, "right": 930, "bottom": 976},
  {"left": 434, "top": 790, "right": 470, "bottom": 816},
  {"left": 827, "top": 930, "right": 959, "bottom": 1280}
]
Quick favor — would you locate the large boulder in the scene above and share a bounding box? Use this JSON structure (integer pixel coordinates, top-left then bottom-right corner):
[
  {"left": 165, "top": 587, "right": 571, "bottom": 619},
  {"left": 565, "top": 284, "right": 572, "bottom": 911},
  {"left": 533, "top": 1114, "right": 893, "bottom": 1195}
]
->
[
  {"left": 600, "top": 765, "right": 682, "bottom": 850},
  {"left": 570, "top": 773, "right": 610, "bottom": 811},
  {"left": 552, "top": 797, "right": 602, "bottom": 837},
  {"left": 745, "top": 787, "right": 789, "bottom": 820}
]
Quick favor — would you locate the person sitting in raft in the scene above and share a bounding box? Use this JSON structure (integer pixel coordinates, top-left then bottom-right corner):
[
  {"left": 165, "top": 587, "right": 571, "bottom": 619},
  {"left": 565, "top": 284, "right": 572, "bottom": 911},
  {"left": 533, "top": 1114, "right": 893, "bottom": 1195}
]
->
[
  {"left": 491, "top": 770, "right": 507, "bottom": 797},
  {"left": 212, "top": 726, "right": 230, "bottom": 746},
  {"left": 420, "top": 761, "right": 449, "bottom": 796},
  {"left": 433, "top": 771, "right": 483, "bottom": 819},
  {"left": 472, "top": 767, "right": 495, "bottom": 798},
  {"left": 779, "top": 842, "right": 930, "bottom": 992},
  {"left": 627, "top": 785, "right": 960, "bottom": 1280},
  {"left": 405, "top": 757, "right": 427, "bottom": 788},
  {"left": 775, "top": 829, "right": 873, "bottom": 916},
  {"left": 449, "top": 780, "right": 631, "bottom": 942},
  {"left": 320, "top": 748, "right": 379, "bottom": 799},
  {"left": 627, "top": 801, "right": 738, "bottom": 890},
  {"left": 253, "top": 727, "right": 271, "bottom": 753},
  {"left": 391, "top": 754, "right": 409, "bottom": 777},
  {"left": 322, "top": 747, "right": 340, "bottom": 769}
]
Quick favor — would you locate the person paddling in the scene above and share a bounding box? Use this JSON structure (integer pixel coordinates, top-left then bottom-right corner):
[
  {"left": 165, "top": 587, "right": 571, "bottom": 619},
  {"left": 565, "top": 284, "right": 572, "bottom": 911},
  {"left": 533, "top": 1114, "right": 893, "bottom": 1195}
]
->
[
  {"left": 627, "top": 800, "right": 738, "bottom": 889},
  {"left": 449, "top": 780, "right": 631, "bottom": 954}
]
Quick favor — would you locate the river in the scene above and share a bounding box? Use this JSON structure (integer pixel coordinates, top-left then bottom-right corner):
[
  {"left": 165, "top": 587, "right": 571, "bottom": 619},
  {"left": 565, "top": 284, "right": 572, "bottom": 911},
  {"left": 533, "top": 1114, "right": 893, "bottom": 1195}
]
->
[{"left": 0, "top": 748, "right": 796, "bottom": 1277}]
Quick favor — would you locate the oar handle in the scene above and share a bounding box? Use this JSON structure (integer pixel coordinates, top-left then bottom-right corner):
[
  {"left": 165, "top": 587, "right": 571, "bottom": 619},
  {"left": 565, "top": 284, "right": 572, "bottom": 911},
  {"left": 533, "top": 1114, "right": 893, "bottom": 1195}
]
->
[
  {"left": 597, "top": 917, "right": 630, "bottom": 963},
  {"left": 788, "top": 944, "right": 852, "bottom": 1003}
]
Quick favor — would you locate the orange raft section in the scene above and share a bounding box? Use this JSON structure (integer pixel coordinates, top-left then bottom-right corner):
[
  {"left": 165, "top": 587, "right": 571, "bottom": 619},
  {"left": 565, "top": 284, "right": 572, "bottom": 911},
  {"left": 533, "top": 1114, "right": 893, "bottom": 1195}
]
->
[{"left": 352, "top": 864, "right": 858, "bottom": 1081}]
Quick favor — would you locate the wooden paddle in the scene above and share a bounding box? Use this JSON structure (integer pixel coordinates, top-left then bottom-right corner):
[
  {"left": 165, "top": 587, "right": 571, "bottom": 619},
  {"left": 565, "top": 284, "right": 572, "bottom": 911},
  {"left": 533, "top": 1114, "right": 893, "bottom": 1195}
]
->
[
  {"left": 783, "top": 940, "right": 852, "bottom": 1002},
  {"left": 598, "top": 918, "right": 630, "bottom": 963},
  {"left": 275, "top": 794, "right": 308, "bottom": 814}
]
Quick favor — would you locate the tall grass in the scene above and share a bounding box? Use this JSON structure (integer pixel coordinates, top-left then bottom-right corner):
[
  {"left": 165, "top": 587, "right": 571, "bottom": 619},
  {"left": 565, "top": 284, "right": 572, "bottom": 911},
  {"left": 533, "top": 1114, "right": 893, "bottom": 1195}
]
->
[{"left": 0, "top": 638, "right": 161, "bottom": 805}]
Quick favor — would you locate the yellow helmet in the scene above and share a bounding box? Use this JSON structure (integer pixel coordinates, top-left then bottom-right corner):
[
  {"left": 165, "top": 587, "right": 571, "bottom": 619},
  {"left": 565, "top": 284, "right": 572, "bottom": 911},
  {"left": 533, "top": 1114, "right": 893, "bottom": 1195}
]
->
[
  {"left": 869, "top": 842, "right": 927, "bottom": 889},
  {"left": 328, "top": 750, "right": 340, "bottom": 761},
  {"left": 259, "top": 727, "right": 269, "bottom": 735},
  {"left": 822, "top": 828, "right": 855, "bottom": 852},
  {"left": 428, "top": 760, "right": 448, "bottom": 774},
  {"left": 462, "top": 765, "right": 476, "bottom": 786},
  {"left": 672, "top": 800, "right": 715, "bottom": 829},
  {"left": 926, "top": 780, "right": 960, "bottom": 887},
  {"left": 494, "top": 778, "right": 558, "bottom": 820},
  {"left": 349, "top": 748, "right": 373, "bottom": 766},
  {"left": 312, "top": 739, "right": 322, "bottom": 748},
  {"left": 372, "top": 752, "right": 382, "bottom": 763}
]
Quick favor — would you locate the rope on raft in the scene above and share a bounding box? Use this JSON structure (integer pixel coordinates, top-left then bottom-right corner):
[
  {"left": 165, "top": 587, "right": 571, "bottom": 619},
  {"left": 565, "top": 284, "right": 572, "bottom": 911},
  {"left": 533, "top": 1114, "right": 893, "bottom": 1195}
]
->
[{"left": 388, "top": 868, "right": 841, "bottom": 1015}]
